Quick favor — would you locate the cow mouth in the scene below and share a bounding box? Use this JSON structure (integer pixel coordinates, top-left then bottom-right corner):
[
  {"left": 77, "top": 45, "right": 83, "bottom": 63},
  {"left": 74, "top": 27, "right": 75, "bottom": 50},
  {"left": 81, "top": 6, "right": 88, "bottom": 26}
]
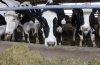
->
[{"left": 5, "top": 34, "right": 12, "bottom": 41}]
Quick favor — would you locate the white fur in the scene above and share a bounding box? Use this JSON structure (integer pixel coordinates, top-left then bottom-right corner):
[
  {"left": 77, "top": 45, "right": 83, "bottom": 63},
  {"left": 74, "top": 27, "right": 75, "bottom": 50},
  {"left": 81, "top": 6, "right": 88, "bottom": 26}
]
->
[
  {"left": 22, "top": 19, "right": 40, "bottom": 43},
  {"left": 57, "top": 26, "right": 62, "bottom": 33},
  {"left": 79, "top": 33, "right": 83, "bottom": 47},
  {"left": 42, "top": 11, "right": 57, "bottom": 47},
  {"left": 2, "top": 0, "right": 20, "bottom": 7},
  {"left": 73, "top": 28, "right": 76, "bottom": 41},
  {"left": 41, "top": 28, "right": 45, "bottom": 38},
  {"left": 47, "top": 0, "right": 53, "bottom": 3},
  {"left": 61, "top": 18, "right": 66, "bottom": 24}
]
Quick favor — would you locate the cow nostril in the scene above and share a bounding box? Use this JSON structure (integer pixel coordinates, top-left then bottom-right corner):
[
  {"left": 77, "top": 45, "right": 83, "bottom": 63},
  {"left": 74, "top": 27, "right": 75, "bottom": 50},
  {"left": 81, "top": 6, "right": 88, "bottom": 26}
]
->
[
  {"left": 82, "top": 27, "right": 88, "bottom": 31},
  {"left": 5, "top": 32, "right": 11, "bottom": 35},
  {"left": 47, "top": 42, "right": 55, "bottom": 46}
]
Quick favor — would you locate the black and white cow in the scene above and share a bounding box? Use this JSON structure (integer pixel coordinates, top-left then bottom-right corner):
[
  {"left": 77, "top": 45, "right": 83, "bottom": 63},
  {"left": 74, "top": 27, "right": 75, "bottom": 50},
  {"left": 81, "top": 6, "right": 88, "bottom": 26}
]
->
[
  {"left": 41, "top": 0, "right": 66, "bottom": 47},
  {"left": 4, "top": 11, "right": 21, "bottom": 40},
  {"left": 71, "top": 8, "right": 96, "bottom": 47},
  {"left": 1, "top": 0, "right": 21, "bottom": 40},
  {"left": 0, "top": 1, "right": 15, "bottom": 40},
  {"left": 15, "top": 1, "right": 40, "bottom": 43}
]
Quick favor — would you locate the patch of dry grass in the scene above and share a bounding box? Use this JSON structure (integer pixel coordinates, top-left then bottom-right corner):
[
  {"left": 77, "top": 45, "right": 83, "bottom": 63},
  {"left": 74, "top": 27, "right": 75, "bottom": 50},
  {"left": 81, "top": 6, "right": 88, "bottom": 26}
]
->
[{"left": 0, "top": 43, "right": 100, "bottom": 65}]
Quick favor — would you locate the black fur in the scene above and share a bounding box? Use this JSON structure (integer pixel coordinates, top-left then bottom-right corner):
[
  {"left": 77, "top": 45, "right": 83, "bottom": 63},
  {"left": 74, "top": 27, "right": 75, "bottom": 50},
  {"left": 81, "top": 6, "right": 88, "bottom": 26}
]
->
[
  {"left": 0, "top": 14, "right": 6, "bottom": 26},
  {"left": 15, "top": 9, "right": 36, "bottom": 25},
  {"left": 42, "top": 17, "right": 49, "bottom": 38},
  {"left": 71, "top": 8, "right": 84, "bottom": 32}
]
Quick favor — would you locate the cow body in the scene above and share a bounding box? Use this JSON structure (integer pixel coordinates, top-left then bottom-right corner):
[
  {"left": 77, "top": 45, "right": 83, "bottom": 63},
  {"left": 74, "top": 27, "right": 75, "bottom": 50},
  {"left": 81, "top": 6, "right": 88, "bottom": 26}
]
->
[
  {"left": 71, "top": 8, "right": 96, "bottom": 47},
  {"left": 41, "top": 2, "right": 65, "bottom": 47}
]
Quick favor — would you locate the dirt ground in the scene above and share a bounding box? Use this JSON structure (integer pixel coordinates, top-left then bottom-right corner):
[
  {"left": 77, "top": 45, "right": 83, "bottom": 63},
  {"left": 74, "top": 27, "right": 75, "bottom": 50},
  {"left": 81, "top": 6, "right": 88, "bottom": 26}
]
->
[{"left": 0, "top": 41, "right": 100, "bottom": 61}]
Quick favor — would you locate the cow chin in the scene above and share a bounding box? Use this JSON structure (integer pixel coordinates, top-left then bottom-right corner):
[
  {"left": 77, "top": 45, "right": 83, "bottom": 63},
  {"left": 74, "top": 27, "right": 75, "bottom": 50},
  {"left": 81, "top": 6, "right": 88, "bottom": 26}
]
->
[
  {"left": 5, "top": 34, "right": 12, "bottom": 41},
  {"left": 45, "top": 37, "right": 57, "bottom": 47}
]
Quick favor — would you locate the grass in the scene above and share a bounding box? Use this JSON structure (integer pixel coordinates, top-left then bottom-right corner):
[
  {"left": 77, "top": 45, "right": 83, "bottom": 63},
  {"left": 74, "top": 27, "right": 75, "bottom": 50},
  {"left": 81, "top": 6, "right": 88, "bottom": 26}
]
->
[{"left": 0, "top": 43, "right": 100, "bottom": 65}]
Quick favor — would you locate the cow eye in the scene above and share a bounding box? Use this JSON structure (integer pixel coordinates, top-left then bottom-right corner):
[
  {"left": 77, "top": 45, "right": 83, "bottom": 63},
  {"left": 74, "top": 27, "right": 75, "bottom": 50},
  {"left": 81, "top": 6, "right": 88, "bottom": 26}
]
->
[
  {"left": 22, "top": 5, "right": 24, "bottom": 7},
  {"left": 26, "top": 4, "right": 29, "bottom": 6}
]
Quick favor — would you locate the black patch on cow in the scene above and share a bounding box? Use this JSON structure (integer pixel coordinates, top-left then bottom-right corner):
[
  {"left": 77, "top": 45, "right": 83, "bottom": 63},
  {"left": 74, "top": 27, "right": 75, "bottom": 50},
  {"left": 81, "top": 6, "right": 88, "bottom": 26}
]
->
[
  {"left": 89, "top": 12, "right": 95, "bottom": 29},
  {"left": 0, "top": 14, "right": 6, "bottom": 26},
  {"left": 42, "top": 2, "right": 65, "bottom": 27},
  {"left": 20, "top": 14, "right": 35, "bottom": 25},
  {"left": 15, "top": 9, "right": 40, "bottom": 25},
  {"left": 53, "top": 17, "right": 58, "bottom": 37},
  {"left": 78, "top": 30, "right": 82, "bottom": 35},
  {"left": 71, "top": 8, "right": 84, "bottom": 31},
  {"left": 42, "top": 17, "right": 49, "bottom": 38}
]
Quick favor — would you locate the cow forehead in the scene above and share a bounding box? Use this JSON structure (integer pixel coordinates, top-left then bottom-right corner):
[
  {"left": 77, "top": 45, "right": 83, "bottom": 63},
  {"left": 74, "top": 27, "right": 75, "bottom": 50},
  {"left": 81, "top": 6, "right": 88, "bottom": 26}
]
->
[
  {"left": 82, "top": 9, "right": 92, "bottom": 13},
  {"left": 42, "top": 11, "right": 57, "bottom": 20},
  {"left": 5, "top": 11, "right": 18, "bottom": 17},
  {"left": 42, "top": 11, "right": 58, "bottom": 28}
]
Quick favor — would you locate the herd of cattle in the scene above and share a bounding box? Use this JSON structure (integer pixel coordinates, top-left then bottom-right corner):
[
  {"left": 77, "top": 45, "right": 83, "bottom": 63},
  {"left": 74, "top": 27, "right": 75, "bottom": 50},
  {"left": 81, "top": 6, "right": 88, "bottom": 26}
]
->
[{"left": 0, "top": 0, "right": 100, "bottom": 47}]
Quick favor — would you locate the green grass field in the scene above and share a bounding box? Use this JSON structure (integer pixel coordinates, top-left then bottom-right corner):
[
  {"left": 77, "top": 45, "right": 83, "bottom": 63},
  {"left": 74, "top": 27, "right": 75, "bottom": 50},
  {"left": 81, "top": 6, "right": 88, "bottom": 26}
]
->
[{"left": 0, "top": 43, "right": 100, "bottom": 65}]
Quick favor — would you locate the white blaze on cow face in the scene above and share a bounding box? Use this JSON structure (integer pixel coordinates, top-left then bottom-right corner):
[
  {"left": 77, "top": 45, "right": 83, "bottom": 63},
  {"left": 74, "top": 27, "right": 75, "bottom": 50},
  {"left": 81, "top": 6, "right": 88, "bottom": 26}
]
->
[
  {"left": 81, "top": 9, "right": 92, "bottom": 35},
  {"left": 4, "top": 11, "right": 20, "bottom": 38},
  {"left": 42, "top": 11, "right": 58, "bottom": 47}
]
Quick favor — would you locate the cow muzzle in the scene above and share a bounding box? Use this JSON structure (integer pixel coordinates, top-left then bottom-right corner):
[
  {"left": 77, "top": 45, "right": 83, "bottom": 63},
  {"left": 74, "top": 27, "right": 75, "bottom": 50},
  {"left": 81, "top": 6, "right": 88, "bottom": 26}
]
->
[
  {"left": 81, "top": 26, "right": 90, "bottom": 31},
  {"left": 47, "top": 42, "right": 56, "bottom": 46}
]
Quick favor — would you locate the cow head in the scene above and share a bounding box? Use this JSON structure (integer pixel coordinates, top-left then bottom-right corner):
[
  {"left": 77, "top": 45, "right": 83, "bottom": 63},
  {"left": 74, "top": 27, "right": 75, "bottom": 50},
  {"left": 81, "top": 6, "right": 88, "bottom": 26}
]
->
[
  {"left": 4, "top": 11, "right": 21, "bottom": 40},
  {"left": 42, "top": 11, "right": 58, "bottom": 47},
  {"left": 72, "top": 9, "right": 93, "bottom": 35},
  {"left": 80, "top": 9, "right": 92, "bottom": 35}
]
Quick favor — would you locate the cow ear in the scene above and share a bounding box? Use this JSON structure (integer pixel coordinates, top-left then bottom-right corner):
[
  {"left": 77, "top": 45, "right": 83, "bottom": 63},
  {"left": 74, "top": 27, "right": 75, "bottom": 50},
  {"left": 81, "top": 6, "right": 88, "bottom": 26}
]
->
[{"left": 18, "top": 14, "right": 23, "bottom": 19}]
